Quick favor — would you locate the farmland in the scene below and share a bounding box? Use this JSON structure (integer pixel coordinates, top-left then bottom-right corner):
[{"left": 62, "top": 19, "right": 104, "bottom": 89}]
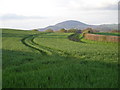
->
[
  {"left": 93, "top": 32, "right": 120, "bottom": 36},
  {"left": 2, "top": 29, "right": 118, "bottom": 88}
]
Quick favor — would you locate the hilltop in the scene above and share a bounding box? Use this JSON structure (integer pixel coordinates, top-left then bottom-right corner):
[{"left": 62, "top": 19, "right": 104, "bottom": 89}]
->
[{"left": 38, "top": 20, "right": 118, "bottom": 31}]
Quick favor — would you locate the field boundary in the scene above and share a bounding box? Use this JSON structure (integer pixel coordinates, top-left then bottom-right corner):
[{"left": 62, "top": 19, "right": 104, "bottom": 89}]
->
[{"left": 84, "top": 33, "right": 120, "bottom": 42}]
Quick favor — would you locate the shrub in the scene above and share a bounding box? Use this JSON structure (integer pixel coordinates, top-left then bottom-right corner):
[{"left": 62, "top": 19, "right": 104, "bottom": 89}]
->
[
  {"left": 59, "top": 28, "right": 67, "bottom": 33},
  {"left": 32, "top": 29, "right": 38, "bottom": 31},
  {"left": 82, "top": 28, "right": 93, "bottom": 33},
  {"left": 76, "top": 30, "right": 82, "bottom": 33},
  {"left": 45, "top": 29, "right": 54, "bottom": 32},
  {"left": 67, "top": 29, "right": 78, "bottom": 33},
  {"left": 110, "top": 30, "right": 120, "bottom": 33}
]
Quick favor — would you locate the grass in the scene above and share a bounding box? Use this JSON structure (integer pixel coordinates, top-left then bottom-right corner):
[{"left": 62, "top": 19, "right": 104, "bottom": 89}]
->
[
  {"left": 92, "top": 32, "right": 120, "bottom": 36},
  {"left": 2, "top": 29, "right": 118, "bottom": 88}
]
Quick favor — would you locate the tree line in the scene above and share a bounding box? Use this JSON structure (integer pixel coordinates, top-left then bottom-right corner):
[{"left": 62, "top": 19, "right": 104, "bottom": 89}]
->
[
  {"left": 32, "top": 28, "right": 119, "bottom": 33},
  {"left": 44, "top": 28, "right": 99, "bottom": 33}
]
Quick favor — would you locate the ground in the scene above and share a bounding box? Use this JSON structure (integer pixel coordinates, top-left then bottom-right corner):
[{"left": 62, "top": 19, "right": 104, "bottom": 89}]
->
[{"left": 2, "top": 29, "right": 118, "bottom": 88}]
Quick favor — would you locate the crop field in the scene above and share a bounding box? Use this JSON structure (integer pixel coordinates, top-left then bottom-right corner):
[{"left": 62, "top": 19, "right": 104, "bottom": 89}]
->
[
  {"left": 93, "top": 32, "right": 120, "bottom": 36},
  {"left": 2, "top": 29, "right": 118, "bottom": 88}
]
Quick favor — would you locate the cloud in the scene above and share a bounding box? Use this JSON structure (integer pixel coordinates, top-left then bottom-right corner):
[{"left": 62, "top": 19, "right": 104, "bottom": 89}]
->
[
  {"left": 0, "top": 0, "right": 118, "bottom": 17},
  {"left": 0, "top": 14, "right": 46, "bottom": 20},
  {"left": 98, "top": 3, "right": 118, "bottom": 10},
  {"left": 0, "top": 0, "right": 118, "bottom": 29},
  {"left": 66, "top": 0, "right": 118, "bottom": 11}
]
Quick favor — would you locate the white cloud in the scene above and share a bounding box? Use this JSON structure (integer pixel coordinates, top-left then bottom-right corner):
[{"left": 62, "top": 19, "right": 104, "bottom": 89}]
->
[
  {"left": 0, "top": 14, "right": 46, "bottom": 20},
  {"left": 0, "top": 0, "right": 118, "bottom": 16},
  {"left": 66, "top": 0, "right": 118, "bottom": 10},
  {"left": 0, "top": 0, "right": 118, "bottom": 29}
]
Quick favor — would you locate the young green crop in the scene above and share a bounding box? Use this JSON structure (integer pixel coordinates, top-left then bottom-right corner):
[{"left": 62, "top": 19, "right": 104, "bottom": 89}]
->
[
  {"left": 92, "top": 32, "right": 120, "bottom": 36},
  {"left": 2, "top": 29, "right": 118, "bottom": 88}
]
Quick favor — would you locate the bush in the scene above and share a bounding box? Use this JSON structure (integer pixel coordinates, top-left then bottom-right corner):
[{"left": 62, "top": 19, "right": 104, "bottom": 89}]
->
[
  {"left": 59, "top": 28, "right": 67, "bottom": 33},
  {"left": 82, "top": 28, "right": 99, "bottom": 33},
  {"left": 110, "top": 30, "right": 120, "bottom": 33},
  {"left": 68, "top": 33, "right": 81, "bottom": 42},
  {"left": 32, "top": 29, "right": 38, "bottom": 31},
  {"left": 67, "top": 29, "right": 78, "bottom": 33},
  {"left": 45, "top": 29, "right": 54, "bottom": 32},
  {"left": 76, "top": 30, "right": 82, "bottom": 33}
]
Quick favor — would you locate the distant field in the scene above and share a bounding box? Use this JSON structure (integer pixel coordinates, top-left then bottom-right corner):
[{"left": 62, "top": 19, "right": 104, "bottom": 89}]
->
[
  {"left": 2, "top": 29, "right": 118, "bottom": 88},
  {"left": 93, "top": 32, "right": 120, "bottom": 36}
]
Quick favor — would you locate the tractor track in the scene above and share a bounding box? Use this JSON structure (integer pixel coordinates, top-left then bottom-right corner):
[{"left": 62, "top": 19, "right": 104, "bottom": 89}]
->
[
  {"left": 21, "top": 35, "right": 49, "bottom": 55},
  {"left": 32, "top": 35, "right": 71, "bottom": 57},
  {"left": 21, "top": 33, "right": 74, "bottom": 58}
]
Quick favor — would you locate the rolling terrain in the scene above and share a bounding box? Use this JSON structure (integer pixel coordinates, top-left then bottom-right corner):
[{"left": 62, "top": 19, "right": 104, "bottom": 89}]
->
[
  {"left": 2, "top": 29, "right": 118, "bottom": 88},
  {"left": 38, "top": 20, "right": 118, "bottom": 31}
]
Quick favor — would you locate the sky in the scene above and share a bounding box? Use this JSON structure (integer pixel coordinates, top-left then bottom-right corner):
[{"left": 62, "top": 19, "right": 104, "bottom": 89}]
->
[{"left": 0, "top": 0, "right": 119, "bottom": 30}]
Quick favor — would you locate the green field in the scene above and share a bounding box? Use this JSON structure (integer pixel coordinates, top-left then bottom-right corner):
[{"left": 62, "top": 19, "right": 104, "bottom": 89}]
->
[
  {"left": 2, "top": 29, "right": 118, "bottom": 88},
  {"left": 92, "top": 32, "right": 120, "bottom": 36}
]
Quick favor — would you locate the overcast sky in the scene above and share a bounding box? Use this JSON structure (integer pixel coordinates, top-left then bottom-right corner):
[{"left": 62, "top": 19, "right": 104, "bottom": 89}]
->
[{"left": 0, "top": 0, "right": 119, "bottom": 30}]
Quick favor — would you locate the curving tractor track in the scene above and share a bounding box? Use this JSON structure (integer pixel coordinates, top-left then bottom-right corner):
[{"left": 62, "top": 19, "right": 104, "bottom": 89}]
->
[
  {"left": 21, "top": 33, "right": 86, "bottom": 59},
  {"left": 21, "top": 33, "right": 70, "bottom": 57},
  {"left": 21, "top": 34, "right": 51, "bottom": 55}
]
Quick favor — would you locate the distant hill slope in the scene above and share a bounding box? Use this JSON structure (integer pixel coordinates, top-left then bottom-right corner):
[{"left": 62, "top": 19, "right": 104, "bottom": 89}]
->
[
  {"left": 95, "top": 24, "right": 118, "bottom": 32},
  {"left": 38, "top": 20, "right": 118, "bottom": 31}
]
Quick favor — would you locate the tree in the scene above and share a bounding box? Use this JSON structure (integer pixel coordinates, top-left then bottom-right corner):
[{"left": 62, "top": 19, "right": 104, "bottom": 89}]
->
[
  {"left": 45, "top": 29, "right": 54, "bottom": 32},
  {"left": 76, "top": 30, "right": 82, "bottom": 33},
  {"left": 67, "top": 28, "right": 78, "bottom": 33},
  {"left": 110, "top": 30, "right": 120, "bottom": 33},
  {"left": 82, "top": 28, "right": 93, "bottom": 33},
  {"left": 32, "top": 29, "right": 38, "bottom": 31},
  {"left": 59, "top": 28, "right": 67, "bottom": 33}
]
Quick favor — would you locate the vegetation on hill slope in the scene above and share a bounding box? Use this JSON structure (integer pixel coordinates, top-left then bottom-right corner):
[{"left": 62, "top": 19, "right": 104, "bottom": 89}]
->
[{"left": 2, "top": 29, "right": 118, "bottom": 88}]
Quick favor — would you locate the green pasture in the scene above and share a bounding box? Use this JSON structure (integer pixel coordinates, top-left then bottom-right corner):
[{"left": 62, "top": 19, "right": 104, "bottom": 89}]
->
[
  {"left": 92, "top": 32, "right": 120, "bottom": 36},
  {"left": 2, "top": 29, "right": 118, "bottom": 88}
]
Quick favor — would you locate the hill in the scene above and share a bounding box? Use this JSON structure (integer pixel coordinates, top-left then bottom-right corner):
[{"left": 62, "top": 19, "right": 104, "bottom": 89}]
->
[
  {"left": 95, "top": 24, "right": 118, "bottom": 32},
  {"left": 38, "top": 20, "right": 118, "bottom": 32},
  {"left": 3, "top": 28, "right": 118, "bottom": 88}
]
